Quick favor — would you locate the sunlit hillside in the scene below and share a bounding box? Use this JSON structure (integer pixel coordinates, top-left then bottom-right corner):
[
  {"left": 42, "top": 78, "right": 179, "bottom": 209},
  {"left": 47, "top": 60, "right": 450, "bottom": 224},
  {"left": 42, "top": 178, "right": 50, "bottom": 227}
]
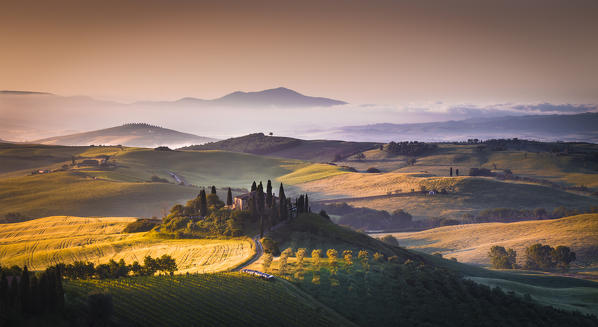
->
[
  {"left": 0, "top": 216, "right": 255, "bottom": 273},
  {"left": 380, "top": 214, "right": 598, "bottom": 267}
]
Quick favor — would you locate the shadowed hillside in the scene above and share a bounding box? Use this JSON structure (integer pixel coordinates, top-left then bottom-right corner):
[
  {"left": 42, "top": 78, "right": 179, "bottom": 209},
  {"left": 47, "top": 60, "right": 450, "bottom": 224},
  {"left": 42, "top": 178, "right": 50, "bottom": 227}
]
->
[
  {"left": 183, "top": 132, "right": 380, "bottom": 162},
  {"left": 34, "top": 123, "right": 216, "bottom": 148}
]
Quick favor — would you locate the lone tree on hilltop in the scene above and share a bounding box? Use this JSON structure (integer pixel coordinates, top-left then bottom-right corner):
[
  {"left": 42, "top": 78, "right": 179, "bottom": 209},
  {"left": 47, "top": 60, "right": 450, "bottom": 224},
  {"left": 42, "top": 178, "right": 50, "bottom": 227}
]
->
[
  {"left": 226, "top": 188, "right": 233, "bottom": 206},
  {"left": 211, "top": 185, "right": 217, "bottom": 194},
  {"left": 251, "top": 181, "right": 257, "bottom": 192}
]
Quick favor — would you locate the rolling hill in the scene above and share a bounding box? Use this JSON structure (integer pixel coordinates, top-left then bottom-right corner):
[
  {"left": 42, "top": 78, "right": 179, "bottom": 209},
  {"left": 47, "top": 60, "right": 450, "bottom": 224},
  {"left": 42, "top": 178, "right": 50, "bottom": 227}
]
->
[
  {"left": 328, "top": 112, "right": 598, "bottom": 143},
  {"left": 182, "top": 132, "right": 380, "bottom": 162},
  {"left": 0, "top": 143, "right": 308, "bottom": 220},
  {"left": 33, "top": 123, "right": 216, "bottom": 148},
  {"left": 378, "top": 214, "right": 598, "bottom": 267},
  {"left": 0, "top": 216, "right": 255, "bottom": 273}
]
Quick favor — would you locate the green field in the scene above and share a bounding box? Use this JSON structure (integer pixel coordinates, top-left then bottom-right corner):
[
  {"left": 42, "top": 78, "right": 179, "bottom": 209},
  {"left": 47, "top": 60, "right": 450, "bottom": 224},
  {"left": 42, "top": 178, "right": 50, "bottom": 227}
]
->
[
  {"left": 64, "top": 273, "right": 357, "bottom": 327},
  {"left": 0, "top": 143, "right": 307, "bottom": 219}
]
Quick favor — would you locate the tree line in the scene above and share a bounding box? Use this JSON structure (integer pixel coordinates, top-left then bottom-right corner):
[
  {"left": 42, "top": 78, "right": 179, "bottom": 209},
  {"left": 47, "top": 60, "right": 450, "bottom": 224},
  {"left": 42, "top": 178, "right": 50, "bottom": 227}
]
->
[
  {"left": 52, "top": 255, "right": 178, "bottom": 279},
  {"left": 0, "top": 265, "right": 64, "bottom": 324},
  {"left": 488, "top": 244, "right": 576, "bottom": 271}
]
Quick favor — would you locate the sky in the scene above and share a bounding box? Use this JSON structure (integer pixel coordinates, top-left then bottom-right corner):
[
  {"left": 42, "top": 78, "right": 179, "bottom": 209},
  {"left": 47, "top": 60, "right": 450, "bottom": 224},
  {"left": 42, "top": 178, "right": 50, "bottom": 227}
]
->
[{"left": 1, "top": 0, "right": 598, "bottom": 105}]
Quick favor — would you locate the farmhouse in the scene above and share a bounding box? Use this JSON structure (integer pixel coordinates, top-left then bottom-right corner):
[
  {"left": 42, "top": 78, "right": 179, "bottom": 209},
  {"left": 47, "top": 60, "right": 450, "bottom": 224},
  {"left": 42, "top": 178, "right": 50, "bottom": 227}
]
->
[{"left": 233, "top": 191, "right": 278, "bottom": 210}]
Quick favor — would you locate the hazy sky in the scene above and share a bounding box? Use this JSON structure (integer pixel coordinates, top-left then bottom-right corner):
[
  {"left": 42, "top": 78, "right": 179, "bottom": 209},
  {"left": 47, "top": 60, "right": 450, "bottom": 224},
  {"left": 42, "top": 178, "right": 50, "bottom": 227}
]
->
[{"left": 1, "top": 0, "right": 597, "bottom": 104}]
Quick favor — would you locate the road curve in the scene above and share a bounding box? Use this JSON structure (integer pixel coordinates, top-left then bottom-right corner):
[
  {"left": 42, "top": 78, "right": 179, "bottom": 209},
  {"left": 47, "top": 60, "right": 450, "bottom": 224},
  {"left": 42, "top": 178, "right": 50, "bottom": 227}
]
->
[{"left": 234, "top": 235, "right": 263, "bottom": 271}]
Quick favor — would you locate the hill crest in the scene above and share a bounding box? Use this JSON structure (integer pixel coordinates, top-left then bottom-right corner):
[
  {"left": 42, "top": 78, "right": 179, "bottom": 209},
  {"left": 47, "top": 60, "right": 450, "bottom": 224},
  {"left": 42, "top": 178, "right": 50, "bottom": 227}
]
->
[{"left": 34, "top": 123, "right": 216, "bottom": 148}]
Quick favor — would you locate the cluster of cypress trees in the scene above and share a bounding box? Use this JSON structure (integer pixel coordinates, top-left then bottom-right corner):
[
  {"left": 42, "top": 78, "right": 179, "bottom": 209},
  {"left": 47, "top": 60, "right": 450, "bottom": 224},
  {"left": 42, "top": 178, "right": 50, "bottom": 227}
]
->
[
  {"left": 247, "top": 180, "right": 294, "bottom": 237},
  {"left": 0, "top": 265, "right": 64, "bottom": 322},
  {"left": 296, "top": 194, "right": 310, "bottom": 214}
]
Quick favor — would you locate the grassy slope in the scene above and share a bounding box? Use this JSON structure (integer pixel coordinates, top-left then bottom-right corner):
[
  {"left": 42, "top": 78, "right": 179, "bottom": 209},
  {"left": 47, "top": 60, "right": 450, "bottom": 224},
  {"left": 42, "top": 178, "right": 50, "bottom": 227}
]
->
[
  {"left": 0, "top": 144, "right": 305, "bottom": 218},
  {"left": 65, "top": 273, "right": 357, "bottom": 327},
  {"left": 420, "top": 252, "right": 598, "bottom": 316},
  {"left": 378, "top": 214, "right": 598, "bottom": 266},
  {"left": 0, "top": 216, "right": 255, "bottom": 273},
  {"left": 301, "top": 172, "right": 596, "bottom": 219}
]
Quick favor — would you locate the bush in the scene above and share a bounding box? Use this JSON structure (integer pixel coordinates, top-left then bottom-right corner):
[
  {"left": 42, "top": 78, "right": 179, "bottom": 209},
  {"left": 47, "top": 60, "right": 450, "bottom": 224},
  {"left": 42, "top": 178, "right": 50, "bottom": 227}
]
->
[
  {"left": 379, "top": 235, "right": 399, "bottom": 247},
  {"left": 123, "top": 219, "right": 158, "bottom": 233},
  {"left": 488, "top": 246, "right": 517, "bottom": 269},
  {"left": 366, "top": 167, "right": 381, "bottom": 173}
]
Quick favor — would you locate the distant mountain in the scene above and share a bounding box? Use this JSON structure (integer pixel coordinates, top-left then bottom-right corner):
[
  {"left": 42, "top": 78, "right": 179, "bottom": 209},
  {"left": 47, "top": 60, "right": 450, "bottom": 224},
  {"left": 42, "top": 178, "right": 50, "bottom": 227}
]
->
[
  {"left": 329, "top": 112, "right": 598, "bottom": 143},
  {"left": 168, "top": 87, "right": 347, "bottom": 108},
  {"left": 182, "top": 133, "right": 380, "bottom": 162},
  {"left": 34, "top": 123, "right": 217, "bottom": 148}
]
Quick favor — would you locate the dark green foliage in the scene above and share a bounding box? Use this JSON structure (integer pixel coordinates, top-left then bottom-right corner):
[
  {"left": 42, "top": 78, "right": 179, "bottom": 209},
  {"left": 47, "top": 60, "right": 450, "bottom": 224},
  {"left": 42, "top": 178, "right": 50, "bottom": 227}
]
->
[
  {"left": 0, "top": 265, "right": 65, "bottom": 325},
  {"left": 87, "top": 291, "right": 113, "bottom": 327},
  {"left": 365, "top": 167, "right": 381, "bottom": 173},
  {"left": 199, "top": 189, "right": 208, "bottom": 217},
  {"left": 266, "top": 180, "right": 273, "bottom": 208},
  {"left": 123, "top": 219, "right": 158, "bottom": 233},
  {"left": 279, "top": 183, "right": 288, "bottom": 220},
  {"left": 488, "top": 246, "right": 517, "bottom": 269},
  {"left": 251, "top": 181, "right": 257, "bottom": 192},
  {"left": 211, "top": 185, "right": 217, "bottom": 194},
  {"left": 293, "top": 259, "right": 598, "bottom": 327},
  {"left": 385, "top": 141, "right": 437, "bottom": 156},
  {"left": 227, "top": 187, "right": 233, "bottom": 206},
  {"left": 207, "top": 193, "right": 225, "bottom": 209},
  {"left": 525, "top": 243, "right": 576, "bottom": 271},
  {"left": 261, "top": 236, "right": 280, "bottom": 256},
  {"left": 379, "top": 235, "right": 399, "bottom": 247},
  {"left": 153, "top": 146, "right": 172, "bottom": 151},
  {"left": 57, "top": 255, "right": 177, "bottom": 279}
]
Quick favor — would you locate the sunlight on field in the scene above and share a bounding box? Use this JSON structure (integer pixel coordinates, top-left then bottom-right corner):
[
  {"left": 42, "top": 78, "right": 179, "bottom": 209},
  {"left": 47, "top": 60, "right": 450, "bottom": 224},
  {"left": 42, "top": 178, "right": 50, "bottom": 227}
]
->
[
  {"left": 381, "top": 214, "right": 598, "bottom": 266},
  {"left": 278, "top": 163, "right": 350, "bottom": 185},
  {"left": 0, "top": 216, "right": 255, "bottom": 273}
]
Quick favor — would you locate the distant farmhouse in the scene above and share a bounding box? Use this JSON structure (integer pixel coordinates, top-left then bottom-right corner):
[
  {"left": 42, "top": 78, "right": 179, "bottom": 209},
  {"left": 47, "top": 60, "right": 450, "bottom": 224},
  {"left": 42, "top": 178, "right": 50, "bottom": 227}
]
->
[
  {"left": 233, "top": 191, "right": 279, "bottom": 211},
  {"left": 77, "top": 156, "right": 109, "bottom": 167}
]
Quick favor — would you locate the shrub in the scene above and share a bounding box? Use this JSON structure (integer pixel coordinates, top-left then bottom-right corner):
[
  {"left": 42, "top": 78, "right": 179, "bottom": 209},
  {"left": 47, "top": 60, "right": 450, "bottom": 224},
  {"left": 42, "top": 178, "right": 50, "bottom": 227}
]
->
[
  {"left": 366, "top": 167, "right": 381, "bottom": 173},
  {"left": 379, "top": 235, "right": 399, "bottom": 247},
  {"left": 123, "top": 219, "right": 158, "bottom": 233}
]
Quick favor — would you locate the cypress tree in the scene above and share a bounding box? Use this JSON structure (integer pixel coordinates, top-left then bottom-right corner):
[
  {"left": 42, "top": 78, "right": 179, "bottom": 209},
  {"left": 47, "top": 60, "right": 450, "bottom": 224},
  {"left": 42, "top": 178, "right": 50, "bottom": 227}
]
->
[
  {"left": 450, "top": 167, "right": 453, "bottom": 177},
  {"left": 456, "top": 168, "right": 459, "bottom": 176},
  {"left": 305, "top": 194, "right": 309, "bottom": 213},
  {"left": 251, "top": 181, "right": 257, "bottom": 192},
  {"left": 266, "top": 180, "right": 273, "bottom": 208},
  {"left": 226, "top": 187, "right": 233, "bottom": 206},
  {"left": 257, "top": 183, "right": 265, "bottom": 213},
  {"left": 20, "top": 265, "right": 30, "bottom": 314},
  {"left": 0, "top": 272, "right": 8, "bottom": 313},
  {"left": 279, "top": 183, "right": 287, "bottom": 220},
  {"left": 199, "top": 189, "right": 208, "bottom": 217},
  {"left": 211, "top": 185, "right": 217, "bottom": 194}
]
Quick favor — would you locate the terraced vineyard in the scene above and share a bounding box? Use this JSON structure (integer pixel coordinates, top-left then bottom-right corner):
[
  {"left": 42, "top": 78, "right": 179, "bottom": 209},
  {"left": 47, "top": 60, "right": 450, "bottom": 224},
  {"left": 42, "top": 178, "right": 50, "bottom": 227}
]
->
[
  {"left": 65, "top": 273, "right": 356, "bottom": 327},
  {"left": 0, "top": 216, "right": 255, "bottom": 273}
]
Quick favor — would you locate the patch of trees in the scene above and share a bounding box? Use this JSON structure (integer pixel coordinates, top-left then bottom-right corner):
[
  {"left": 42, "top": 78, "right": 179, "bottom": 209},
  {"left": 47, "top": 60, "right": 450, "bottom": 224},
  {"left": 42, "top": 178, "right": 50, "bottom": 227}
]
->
[
  {"left": 161, "top": 188, "right": 245, "bottom": 237},
  {"left": 468, "top": 167, "right": 494, "bottom": 176},
  {"left": 488, "top": 246, "right": 517, "bottom": 269},
  {"left": 0, "top": 265, "right": 64, "bottom": 324},
  {"left": 54, "top": 255, "right": 178, "bottom": 279},
  {"left": 463, "top": 206, "right": 589, "bottom": 224},
  {"left": 292, "top": 250, "right": 597, "bottom": 327},
  {"left": 488, "top": 243, "right": 576, "bottom": 271},
  {"left": 317, "top": 203, "right": 413, "bottom": 231},
  {"left": 153, "top": 146, "right": 172, "bottom": 151},
  {"left": 525, "top": 244, "right": 576, "bottom": 271},
  {"left": 365, "top": 167, "right": 381, "bottom": 173},
  {"left": 123, "top": 218, "right": 159, "bottom": 233},
  {"left": 384, "top": 141, "right": 437, "bottom": 156}
]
